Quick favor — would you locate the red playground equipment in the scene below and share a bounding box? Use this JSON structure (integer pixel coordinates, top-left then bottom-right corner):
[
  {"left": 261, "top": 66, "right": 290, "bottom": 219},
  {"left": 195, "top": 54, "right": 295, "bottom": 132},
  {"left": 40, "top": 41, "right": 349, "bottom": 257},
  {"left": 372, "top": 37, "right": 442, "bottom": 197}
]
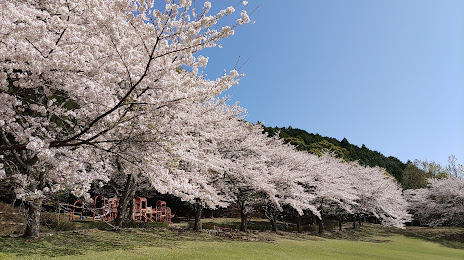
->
[
  {"left": 92, "top": 195, "right": 107, "bottom": 221},
  {"left": 69, "top": 196, "right": 174, "bottom": 223},
  {"left": 134, "top": 197, "right": 150, "bottom": 221},
  {"left": 70, "top": 200, "right": 85, "bottom": 221},
  {"left": 133, "top": 198, "right": 173, "bottom": 223}
]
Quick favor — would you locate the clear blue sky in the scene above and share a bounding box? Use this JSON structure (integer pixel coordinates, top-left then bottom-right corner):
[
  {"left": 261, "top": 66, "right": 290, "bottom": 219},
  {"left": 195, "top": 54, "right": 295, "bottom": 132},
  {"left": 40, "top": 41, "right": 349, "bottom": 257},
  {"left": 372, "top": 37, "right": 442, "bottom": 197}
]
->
[{"left": 201, "top": 0, "right": 464, "bottom": 166}]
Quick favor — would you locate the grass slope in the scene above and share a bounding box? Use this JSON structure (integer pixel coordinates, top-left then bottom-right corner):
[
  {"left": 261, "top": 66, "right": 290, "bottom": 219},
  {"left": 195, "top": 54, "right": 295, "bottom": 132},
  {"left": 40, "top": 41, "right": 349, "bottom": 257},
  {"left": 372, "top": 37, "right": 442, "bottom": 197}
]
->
[
  {"left": 1, "top": 223, "right": 463, "bottom": 260},
  {"left": 55, "top": 235, "right": 464, "bottom": 260}
]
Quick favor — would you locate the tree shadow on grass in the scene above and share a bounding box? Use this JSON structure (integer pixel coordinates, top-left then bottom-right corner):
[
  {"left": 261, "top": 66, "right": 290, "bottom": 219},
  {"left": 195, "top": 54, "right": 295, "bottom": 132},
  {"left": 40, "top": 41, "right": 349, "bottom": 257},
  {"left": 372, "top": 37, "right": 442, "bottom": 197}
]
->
[
  {"left": 314, "top": 223, "right": 395, "bottom": 243},
  {"left": 320, "top": 224, "right": 464, "bottom": 250},
  {"left": 397, "top": 227, "right": 464, "bottom": 250},
  {"left": 0, "top": 228, "right": 225, "bottom": 258}
]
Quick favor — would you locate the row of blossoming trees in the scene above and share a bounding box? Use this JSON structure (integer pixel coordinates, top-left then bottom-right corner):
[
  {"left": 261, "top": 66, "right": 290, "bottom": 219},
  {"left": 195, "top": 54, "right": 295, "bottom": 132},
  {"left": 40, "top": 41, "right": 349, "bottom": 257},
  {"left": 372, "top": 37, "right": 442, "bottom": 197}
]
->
[
  {"left": 405, "top": 176, "right": 464, "bottom": 227},
  {"left": 0, "top": 0, "right": 459, "bottom": 239}
]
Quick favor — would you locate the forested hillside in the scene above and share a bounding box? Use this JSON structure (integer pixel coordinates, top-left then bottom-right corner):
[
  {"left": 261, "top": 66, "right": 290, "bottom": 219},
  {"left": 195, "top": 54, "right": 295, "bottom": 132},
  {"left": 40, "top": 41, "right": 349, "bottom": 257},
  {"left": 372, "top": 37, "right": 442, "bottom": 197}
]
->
[{"left": 263, "top": 126, "right": 407, "bottom": 183}]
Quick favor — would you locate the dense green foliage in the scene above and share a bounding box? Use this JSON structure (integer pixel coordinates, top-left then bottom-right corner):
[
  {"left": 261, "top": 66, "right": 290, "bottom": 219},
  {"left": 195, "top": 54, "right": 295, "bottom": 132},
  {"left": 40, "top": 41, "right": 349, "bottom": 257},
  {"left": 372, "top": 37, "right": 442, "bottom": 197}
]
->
[
  {"left": 262, "top": 126, "right": 408, "bottom": 183},
  {"left": 401, "top": 163, "right": 431, "bottom": 189}
]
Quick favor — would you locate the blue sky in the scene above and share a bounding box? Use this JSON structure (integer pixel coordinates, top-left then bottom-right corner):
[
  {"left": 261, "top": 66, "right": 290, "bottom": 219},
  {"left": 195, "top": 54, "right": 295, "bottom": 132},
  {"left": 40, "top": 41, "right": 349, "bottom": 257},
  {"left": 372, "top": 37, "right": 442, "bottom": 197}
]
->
[{"left": 200, "top": 0, "right": 463, "bottom": 166}]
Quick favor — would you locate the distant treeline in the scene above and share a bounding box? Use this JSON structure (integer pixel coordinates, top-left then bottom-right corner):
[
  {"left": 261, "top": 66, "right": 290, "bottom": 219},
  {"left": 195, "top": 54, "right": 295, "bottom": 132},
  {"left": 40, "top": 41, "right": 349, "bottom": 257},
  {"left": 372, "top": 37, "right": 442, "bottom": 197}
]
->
[{"left": 263, "top": 126, "right": 407, "bottom": 184}]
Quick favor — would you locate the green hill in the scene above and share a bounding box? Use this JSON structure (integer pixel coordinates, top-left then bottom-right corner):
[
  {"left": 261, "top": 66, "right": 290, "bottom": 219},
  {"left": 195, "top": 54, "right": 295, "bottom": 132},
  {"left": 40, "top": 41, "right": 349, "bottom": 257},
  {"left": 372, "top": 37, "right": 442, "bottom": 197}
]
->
[{"left": 262, "top": 126, "right": 407, "bottom": 183}]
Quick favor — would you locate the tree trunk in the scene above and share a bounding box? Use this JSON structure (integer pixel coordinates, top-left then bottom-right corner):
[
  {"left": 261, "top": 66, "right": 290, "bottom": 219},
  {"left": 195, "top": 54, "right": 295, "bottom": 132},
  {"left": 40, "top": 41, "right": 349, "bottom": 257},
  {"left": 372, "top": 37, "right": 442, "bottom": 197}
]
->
[
  {"left": 352, "top": 215, "right": 357, "bottom": 229},
  {"left": 270, "top": 215, "right": 277, "bottom": 232},
  {"left": 128, "top": 196, "right": 135, "bottom": 221},
  {"left": 297, "top": 214, "right": 302, "bottom": 233},
  {"left": 239, "top": 202, "right": 248, "bottom": 232},
  {"left": 23, "top": 199, "right": 42, "bottom": 238},
  {"left": 358, "top": 215, "right": 362, "bottom": 226},
  {"left": 193, "top": 203, "right": 203, "bottom": 231},
  {"left": 240, "top": 211, "right": 248, "bottom": 232},
  {"left": 317, "top": 216, "right": 323, "bottom": 234},
  {"left": 115, "top": 174, "right": 136, "bottom": 229},
  {"left": 264, "top": 207, "right": 279, "bottom": 232},
  {"left": 309, "top": 214, "right": 315, "bottom": 225},
  {"left": 339, "top": 215, "right": 343, "bottom": 231},
  {"left": 240, "top": 210, "right": 248, "bottom": 232}
]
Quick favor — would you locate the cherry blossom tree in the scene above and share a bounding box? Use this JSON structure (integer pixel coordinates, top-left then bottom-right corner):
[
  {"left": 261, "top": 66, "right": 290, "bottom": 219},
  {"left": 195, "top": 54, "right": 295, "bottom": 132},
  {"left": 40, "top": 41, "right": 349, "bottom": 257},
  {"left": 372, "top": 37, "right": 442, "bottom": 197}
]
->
[
  {"left": 0, "top": 0, "right": 415, "bottom": 238},
  {"left": 0, "top": 0, "right": 250, "bottom": 237},
  {"left": 299, "top": 153, "right": 410, "bottom": 232},
  {"left": 350, "top": 164, "right": 411, "bottom": 228},
  {"left": 301, "top": 154, "right": 358, "bottom": 233},
  {"left": 178, "top": 99, "right": 274, "bottom": 231},
  {"left": 405, "top": 176, "right": 464, "bottom": 227},
  {"left": 258, "top": 137, "right": 320, "bottom": 232},
  {"left": 218, "top": 124, "right": 277, "bottom": 232}
]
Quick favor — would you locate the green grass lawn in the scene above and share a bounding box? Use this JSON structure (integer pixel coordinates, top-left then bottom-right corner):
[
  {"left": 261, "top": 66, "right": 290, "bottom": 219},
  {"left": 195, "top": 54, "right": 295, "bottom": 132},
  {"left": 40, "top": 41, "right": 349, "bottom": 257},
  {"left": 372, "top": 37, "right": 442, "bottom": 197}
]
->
[
  {"left": 0, "top": 223, "right": 463, "bottom": 260},
  {"left": 51, "top": 235, "right": 464, "bottom": 260}
]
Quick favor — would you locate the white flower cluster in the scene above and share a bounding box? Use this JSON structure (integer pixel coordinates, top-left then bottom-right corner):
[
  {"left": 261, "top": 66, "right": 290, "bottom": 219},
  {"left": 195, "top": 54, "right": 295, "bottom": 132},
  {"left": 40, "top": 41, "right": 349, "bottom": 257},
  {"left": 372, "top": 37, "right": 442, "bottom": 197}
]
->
[
  {"left": 226, "top": 6, "right": 235, "bottom": 15},
  {"left": 0, "top": 72, "right": 8, "bottom": 91},
  {"left": 179, "top": 0, "right": 192, "bottom": 9},
  {"left": 25, "top": 137, "right": 46, "bottom": 152},
  {"left": 195, "top": 55, "right": 209, "bottom": 68},
  {"left": 221, "top": 26, "right": 235, "bottom": 37},
  {"left": 237, "top": 11, "right": 250, "bottom": 25},
  {"left": 0, "top": 155, "right": 5, "bottom": 180}
]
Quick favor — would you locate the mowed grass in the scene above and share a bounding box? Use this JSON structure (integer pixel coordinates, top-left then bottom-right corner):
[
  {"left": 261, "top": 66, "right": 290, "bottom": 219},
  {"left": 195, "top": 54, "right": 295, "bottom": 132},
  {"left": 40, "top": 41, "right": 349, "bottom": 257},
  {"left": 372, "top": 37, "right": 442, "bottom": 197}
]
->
[
  {"left": 53, "top": 235, "right": 464, "bottom": 260},
  {"left": 1, "top": 223, "right": 464, "bottom": 260}
]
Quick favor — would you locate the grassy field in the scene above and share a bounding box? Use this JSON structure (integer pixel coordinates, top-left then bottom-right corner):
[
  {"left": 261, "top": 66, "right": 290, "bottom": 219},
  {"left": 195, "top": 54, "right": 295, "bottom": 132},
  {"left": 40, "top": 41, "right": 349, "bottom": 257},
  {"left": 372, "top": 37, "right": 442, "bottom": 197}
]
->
[
  {"left": 0, "top": 220, "right": 463, "bottom": 260},
  {"left": 0, "top": 202, "right": 463, "bottom": 260}
]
